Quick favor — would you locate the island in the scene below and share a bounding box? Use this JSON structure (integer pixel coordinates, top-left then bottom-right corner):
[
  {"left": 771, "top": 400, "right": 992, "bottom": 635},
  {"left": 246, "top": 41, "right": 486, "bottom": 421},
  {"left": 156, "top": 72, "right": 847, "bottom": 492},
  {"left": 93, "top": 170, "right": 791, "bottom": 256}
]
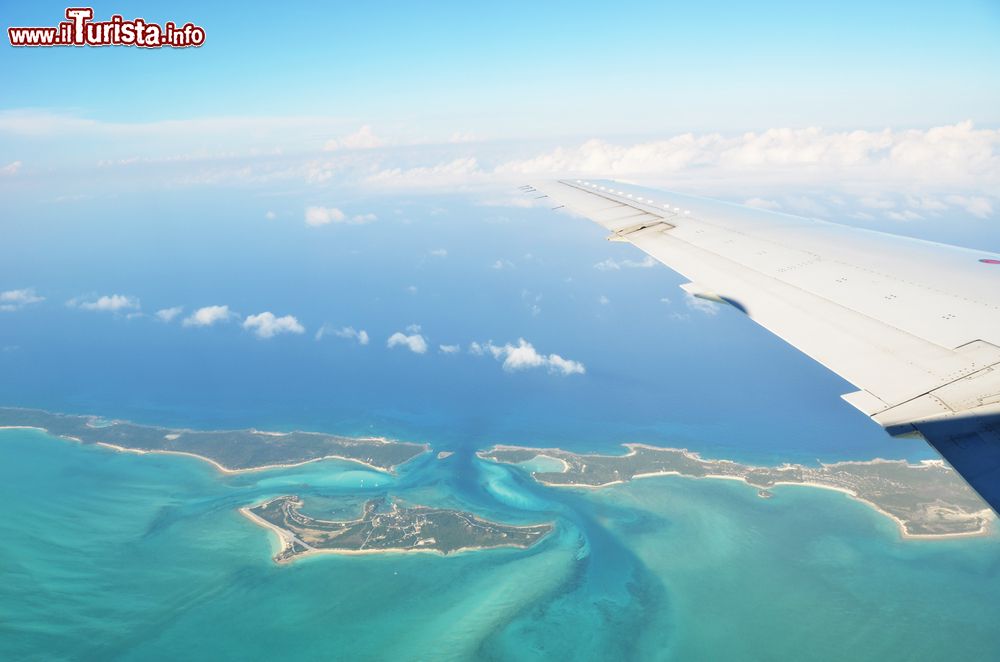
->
[
  {"left": 0, "top": 407, "right": 428, "bottom": 473},
  {"left": 242, "top": 495, "right": 553, "bottom": 562},
  {"left": 479, "top": 443, "right": 994, "bottom": 539}
]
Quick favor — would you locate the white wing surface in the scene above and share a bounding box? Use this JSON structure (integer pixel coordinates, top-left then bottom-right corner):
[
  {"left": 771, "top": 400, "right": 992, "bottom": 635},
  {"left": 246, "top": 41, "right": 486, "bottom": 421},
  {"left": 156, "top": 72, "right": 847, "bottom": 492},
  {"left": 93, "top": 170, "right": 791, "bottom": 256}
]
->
[{"left": 532, "top": 179, "right": 1000, "bottom": 511}]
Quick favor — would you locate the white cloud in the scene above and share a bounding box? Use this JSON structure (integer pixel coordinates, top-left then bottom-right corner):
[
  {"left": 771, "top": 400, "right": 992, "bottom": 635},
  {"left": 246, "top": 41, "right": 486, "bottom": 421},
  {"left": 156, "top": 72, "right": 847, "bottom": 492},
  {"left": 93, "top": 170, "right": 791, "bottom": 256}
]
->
[
  {"left": 69, "top": 293, "right": 139, "bottom": 312},
  {"left": 406, "top": 285, "right": 418, "bottom": 294},
  {"left": 439, "top": 344, "right": 461, "bottom": 354},
  {"left": 264, "top": 210, "right": 276, "bottom": 220},
  {"left": 599, "top": 295, "right": 610, "bottom": 305},
  {"left": 183, "top": 305, "right": 234, "bottom": 327},
  {"left": 155, "top": 306, "right": 183, "bottom": 322},
  {"left": 1, "top": 161, "right": 21, "bottom": 176},
  {"left": 492, "top": 259, "right": 514, "bottom": 270},
  {"left": 365, "top": 157, "right": 483, "bottom": 190},
  {"left": 304, "top": 206, "right": 376, "bottom": 226},
  {"left": 323, "top": 125, "right": 385, "bottom": 151},
  {"left": 0, "top": 288, "right": 44, "bottom": 311},
  {"left": 491, "top": 122, "right": 999, "bottom": 219},
  {"left": 496, "top": 122, "right": 999, "bottom": 186},
  {"left": 594, "top": 255, "right": 656, "bottom": 271},
  {"left": 429, "top": 248, "right": 448, "bottom": 257},
  {"left": 387, "top": 331, "right": 428, "bottom": 354},
  {"left": 316, "top": 324, "right": 369, "bottom": 345},
  {"left": 476, "top": 338, "right": 585, "bottom": 376},
  {"left": 243, "top": 312, "right": 305, "bottom": 339},
  {"left": 946, "top": 195, "right": 993, "bottom": 219},
  {"left": 684, "top": 293, "right": 720, "bottom": 316},
  {"left": 304, "top": 206, "right": 345, "bottom": 226}
]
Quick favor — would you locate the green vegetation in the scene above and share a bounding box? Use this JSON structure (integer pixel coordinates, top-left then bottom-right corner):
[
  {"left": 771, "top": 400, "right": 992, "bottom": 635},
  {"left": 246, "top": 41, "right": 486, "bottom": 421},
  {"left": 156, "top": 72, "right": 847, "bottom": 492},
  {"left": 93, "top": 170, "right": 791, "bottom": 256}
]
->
[
  {"left": 481, "top": 443, "right": 993, "bottom": 538},
  {"left": 0, "top": 407, "right": 427, "bottom": 472},
  {"left": 245, "top": 495, "right": 553, "bottom": 562}
]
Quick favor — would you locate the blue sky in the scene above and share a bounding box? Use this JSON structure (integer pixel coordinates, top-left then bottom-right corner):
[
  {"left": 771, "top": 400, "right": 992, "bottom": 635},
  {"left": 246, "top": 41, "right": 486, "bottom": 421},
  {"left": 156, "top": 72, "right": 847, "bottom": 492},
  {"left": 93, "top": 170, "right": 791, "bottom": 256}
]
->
[{"left": 2, "top": 0, "right": 998, "bottom": 138}]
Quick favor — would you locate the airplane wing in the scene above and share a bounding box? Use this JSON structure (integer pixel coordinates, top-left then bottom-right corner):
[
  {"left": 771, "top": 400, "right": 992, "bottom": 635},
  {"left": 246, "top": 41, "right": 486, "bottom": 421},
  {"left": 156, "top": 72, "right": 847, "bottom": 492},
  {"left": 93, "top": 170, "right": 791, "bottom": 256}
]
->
[{"left": 531, "top": 179, "right": 1000, "bottom": 512}]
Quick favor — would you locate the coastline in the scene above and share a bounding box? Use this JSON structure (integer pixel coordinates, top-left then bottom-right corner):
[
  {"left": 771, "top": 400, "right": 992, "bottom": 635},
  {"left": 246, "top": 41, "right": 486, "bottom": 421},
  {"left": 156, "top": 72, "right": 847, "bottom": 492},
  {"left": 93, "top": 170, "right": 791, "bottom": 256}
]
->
[
  {"left": 484, "top": 444, "right": 995, "bottom": 541},
  {"left": 237, "top": 504, "right": 542, "bottom": 564},
  {"left": 533, "top": 470, "right": 992, "bottom": 540},
  {"left": 95, "top": 441, "right": 392, "bottom": 475},
  {"left": 0, "top": 414, "right": 426, "bottom": 475}
]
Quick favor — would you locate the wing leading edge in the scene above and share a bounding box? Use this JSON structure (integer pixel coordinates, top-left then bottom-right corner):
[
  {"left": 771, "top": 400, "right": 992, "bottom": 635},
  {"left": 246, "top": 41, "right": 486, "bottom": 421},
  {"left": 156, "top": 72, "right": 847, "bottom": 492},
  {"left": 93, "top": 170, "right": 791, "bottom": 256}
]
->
[{"left": 531, "top": 179, "right": 1000, "bottom": 513}]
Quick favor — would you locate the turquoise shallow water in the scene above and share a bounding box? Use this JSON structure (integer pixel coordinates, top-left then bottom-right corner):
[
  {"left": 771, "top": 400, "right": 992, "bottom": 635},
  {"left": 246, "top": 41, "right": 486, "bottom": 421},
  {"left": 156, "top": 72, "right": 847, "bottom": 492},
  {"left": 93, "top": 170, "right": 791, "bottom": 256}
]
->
[{"left": 3, "top": 427, "right": 1000, "bottom": 661}]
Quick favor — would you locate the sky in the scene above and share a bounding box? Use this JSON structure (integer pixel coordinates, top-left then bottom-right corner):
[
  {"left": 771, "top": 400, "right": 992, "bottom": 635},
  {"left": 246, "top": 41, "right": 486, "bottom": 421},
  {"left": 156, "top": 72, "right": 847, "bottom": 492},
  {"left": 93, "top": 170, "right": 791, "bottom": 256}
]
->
[
  {"left": 0, "top": 1, "right": 999, "bottom": 458},
  {"left": 2, "top": 1, "right": 999, "bottom": 134},
  {"left": 0, "top": 0, "right": 997, "bottom": 226}
]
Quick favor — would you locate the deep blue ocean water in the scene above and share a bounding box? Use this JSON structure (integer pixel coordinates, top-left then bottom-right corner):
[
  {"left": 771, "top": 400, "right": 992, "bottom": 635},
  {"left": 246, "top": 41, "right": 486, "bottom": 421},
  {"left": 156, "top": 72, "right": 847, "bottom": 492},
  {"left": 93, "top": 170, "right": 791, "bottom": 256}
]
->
[
  {"left": 0, "top": 190, "right": 928, "bottom": 465},
  {"left": 3, "top": 190, "right": 1000, "bottom": 659}
]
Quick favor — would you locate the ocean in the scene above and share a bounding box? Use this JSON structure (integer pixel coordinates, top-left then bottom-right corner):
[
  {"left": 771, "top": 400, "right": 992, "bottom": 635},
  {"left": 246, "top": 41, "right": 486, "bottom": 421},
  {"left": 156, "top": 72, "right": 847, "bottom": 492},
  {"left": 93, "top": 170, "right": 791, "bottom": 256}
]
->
[
  {"left": 2, "top": 427, "right": 1000, "bottom": 661},
  {"left": 0, "top": 190, "right": 924, "bottom": 466},
  {"left": 3, "top": 190, "right": 998, "bottom": 659}
]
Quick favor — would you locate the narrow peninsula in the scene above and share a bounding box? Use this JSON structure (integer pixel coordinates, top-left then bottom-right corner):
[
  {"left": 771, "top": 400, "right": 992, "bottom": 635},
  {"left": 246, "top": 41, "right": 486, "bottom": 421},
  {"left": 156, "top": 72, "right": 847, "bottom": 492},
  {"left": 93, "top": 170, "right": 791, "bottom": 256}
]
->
[
  {"left": 0, "top": 407, "right": 427, "bottom": 473},
  {"left": 242, "top": 495, "right": 553, "bottom": 563},
  {"left": 480, "top": 443, "right": 993, "bottom": 539}
]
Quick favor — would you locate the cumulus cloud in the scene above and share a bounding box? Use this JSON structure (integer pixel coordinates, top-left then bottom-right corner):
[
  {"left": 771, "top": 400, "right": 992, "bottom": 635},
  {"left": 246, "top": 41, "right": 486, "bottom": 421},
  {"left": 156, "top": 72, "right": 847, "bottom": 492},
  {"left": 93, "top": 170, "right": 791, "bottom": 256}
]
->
[
  {"left": 1, "top": 161, "right": 21, "bottom": 176},
  {"left": 323, "top": 125, "right": 385, "bottom": 151},
  {"left": 475, "top": 338, "right": 585, "bottom": 376},
  {"left": 439, "top": 344, "right": 461, "bottom": 354},
  {"left": 316, "top": 324, "right": 369, "bottom": 344},
  {"left": 0, "top": 288, "right": 44, "bottom": 311},
  {"left": 69, "top": 293, "right": 139, "bottom": 312},
  {"left": 183, "top": 305, "right": 234, "bottom": 327},
  {"left": 387, "top": 330, "right": 428, "bottom": 354},
  {"left": 492, "top": 259, "right": 514, "bottom": 270},
  {"left": 155, "top": 306, "right": 183, "bottom": 322},
  {"left": 243, "top": 312, "right": 305, "bottom": 339},
  {"left": 304, "top": 206, "right": 345, "bottom": 226},
  {"left": 304, "top": 206, "right": 377, "bottom": 226},
  {"left": 594, "top": 255, "right": 657, "bottom": 271}
]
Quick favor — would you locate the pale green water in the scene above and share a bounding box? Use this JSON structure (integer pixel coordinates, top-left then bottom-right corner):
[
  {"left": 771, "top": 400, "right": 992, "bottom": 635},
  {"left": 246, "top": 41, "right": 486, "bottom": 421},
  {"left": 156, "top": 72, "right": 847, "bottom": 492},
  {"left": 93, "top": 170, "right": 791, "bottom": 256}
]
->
[{"left": 2, "top": 428, "right": 999, "bottom": 661}]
